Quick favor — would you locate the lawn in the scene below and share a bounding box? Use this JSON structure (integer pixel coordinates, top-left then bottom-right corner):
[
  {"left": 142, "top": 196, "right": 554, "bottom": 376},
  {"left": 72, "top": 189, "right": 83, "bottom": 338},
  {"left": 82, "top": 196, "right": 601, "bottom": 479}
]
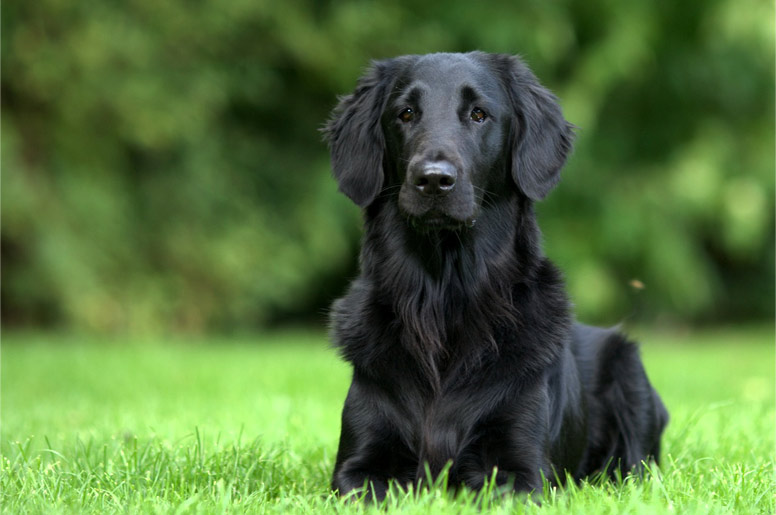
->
[{"left": 2, "top": 327, "right": 774, "bottom": 513}]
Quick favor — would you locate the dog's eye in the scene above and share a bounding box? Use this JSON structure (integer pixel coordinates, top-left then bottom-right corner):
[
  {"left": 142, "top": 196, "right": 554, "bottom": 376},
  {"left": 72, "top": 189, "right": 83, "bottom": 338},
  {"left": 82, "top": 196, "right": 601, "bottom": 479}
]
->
[
  {"left": 399, "top": 108, "right": 415, "bottom": 123},
  {"left": 470, "top": 108, "right": 487, "bottom": 123}
]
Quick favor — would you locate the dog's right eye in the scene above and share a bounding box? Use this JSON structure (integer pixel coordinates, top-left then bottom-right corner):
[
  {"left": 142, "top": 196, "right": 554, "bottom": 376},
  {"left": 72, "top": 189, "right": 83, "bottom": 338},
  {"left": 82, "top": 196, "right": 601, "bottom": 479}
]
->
[
  {"left": 398, "top": 108, "right": 415, "bottom": 123},
  {"left": 470, "top": 108, "right": 487, "bottom": 123}
]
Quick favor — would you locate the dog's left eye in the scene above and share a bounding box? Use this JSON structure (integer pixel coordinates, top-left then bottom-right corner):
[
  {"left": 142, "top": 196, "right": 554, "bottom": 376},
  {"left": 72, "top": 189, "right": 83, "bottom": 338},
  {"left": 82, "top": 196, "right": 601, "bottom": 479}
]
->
[
  {"left": 470, "top": 108, "right": 487, "bottom": 123},
  {"left": 399, "top": 108, "right": 416, "bottom": 123}
]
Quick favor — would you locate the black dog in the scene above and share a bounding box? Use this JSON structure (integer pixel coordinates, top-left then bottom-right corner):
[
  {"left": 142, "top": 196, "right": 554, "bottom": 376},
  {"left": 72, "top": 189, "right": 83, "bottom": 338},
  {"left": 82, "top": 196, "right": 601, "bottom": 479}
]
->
[{"left": 324, "top": 52, "right": 667, "bottom": 500}]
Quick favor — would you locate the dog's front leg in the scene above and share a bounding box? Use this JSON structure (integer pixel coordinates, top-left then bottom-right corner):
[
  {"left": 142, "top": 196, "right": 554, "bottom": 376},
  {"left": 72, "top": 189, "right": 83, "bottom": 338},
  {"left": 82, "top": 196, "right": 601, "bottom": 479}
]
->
[
  {"left": 418, "top": 378, "right": 553, "bottom": 494},
  {"left": 331, "top": 380, "right": 415, "bottom": 501}
]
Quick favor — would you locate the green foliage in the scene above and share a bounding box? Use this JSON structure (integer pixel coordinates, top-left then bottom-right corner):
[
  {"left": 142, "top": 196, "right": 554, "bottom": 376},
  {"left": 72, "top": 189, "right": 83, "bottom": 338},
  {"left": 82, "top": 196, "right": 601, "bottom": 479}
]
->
[
  {"left": 2, "top": 0, "right": 773, "bottom": 331},
  {"left": 1, "top": 329, "right": 774, "bottom": 512}
]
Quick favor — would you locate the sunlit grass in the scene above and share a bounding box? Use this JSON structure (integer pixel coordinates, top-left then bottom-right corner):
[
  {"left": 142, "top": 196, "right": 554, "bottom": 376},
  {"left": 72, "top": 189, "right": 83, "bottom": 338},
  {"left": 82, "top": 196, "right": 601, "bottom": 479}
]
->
[{"left": 2, "top": 327, "right": 773, "bottom": 513}]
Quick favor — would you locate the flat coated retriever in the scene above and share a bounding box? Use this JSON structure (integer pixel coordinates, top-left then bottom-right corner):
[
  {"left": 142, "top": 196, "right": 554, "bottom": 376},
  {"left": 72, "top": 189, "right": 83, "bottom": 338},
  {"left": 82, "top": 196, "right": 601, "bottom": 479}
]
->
[{"left": 324, "top": 52, "right": 668, "bottom": 500}]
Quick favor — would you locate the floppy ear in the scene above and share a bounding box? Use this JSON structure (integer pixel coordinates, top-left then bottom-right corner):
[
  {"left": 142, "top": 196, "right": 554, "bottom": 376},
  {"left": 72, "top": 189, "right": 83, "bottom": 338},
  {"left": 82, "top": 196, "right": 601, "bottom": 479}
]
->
[
  {"left": 323, "top": 60, "right": 394, "bottom": 207},
  {"left": 501, "top": 55, "right": 575, "bottom": 200}
]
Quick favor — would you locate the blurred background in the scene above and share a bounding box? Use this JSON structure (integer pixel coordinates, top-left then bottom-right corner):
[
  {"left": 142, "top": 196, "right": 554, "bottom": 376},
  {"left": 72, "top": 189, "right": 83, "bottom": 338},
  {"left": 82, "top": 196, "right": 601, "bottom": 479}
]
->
[{"left": 2, "top": 0, "right": 773, "bottom": 335}]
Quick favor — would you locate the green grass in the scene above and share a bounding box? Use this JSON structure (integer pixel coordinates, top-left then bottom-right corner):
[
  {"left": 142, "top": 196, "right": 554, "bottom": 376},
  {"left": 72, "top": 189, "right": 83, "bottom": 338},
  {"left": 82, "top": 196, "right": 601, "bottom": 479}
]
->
[{"left": 2, "top": 327, "right": 774, "bottom": 513}]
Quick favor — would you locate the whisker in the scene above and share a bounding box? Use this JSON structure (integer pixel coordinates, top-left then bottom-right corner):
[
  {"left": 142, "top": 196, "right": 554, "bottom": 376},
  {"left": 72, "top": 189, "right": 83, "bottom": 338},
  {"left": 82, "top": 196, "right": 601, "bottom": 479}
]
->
[{"left": 473, "top": 187, "right": 498, "bottom": 211}]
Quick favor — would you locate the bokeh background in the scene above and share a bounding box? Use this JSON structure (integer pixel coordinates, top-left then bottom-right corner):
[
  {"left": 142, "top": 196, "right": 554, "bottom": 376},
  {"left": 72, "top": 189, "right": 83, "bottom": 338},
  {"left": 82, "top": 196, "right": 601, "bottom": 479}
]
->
[{"left": 3, "top": 0, "right": 774, "bottom": 334}]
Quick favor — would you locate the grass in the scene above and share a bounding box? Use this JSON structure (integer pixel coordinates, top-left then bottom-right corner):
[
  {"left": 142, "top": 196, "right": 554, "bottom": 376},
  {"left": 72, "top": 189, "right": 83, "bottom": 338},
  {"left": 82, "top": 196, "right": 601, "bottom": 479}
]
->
[{"left": 1, "top": 327, "right": 774, "bottom": 513}]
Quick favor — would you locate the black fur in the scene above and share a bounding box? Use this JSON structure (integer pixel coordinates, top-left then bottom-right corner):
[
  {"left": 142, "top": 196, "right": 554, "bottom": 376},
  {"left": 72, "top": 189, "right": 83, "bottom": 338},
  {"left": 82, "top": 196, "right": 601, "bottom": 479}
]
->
[{"left": 324, "top": 52, "right": 668, "bottom": 500}]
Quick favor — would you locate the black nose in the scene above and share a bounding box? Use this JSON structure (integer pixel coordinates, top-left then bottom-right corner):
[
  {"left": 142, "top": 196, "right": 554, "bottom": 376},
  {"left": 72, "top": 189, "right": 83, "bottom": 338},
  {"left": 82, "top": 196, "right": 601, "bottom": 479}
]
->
[{"left": 413, "top": 161, "right": 457, "bottom": 196}]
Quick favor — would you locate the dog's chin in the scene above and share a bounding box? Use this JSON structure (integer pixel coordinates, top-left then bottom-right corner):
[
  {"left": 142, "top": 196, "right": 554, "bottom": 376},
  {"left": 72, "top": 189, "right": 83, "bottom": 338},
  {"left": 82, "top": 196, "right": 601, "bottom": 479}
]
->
[{"left": 407, "top": 211, "right": 476, "bottom": 233}]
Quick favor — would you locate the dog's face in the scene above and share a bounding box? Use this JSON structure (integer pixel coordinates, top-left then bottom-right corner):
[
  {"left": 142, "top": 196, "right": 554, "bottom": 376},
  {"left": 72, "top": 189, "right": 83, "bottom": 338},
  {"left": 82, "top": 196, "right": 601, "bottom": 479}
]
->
[
  {"left": 325, "top": 52, "right": 574, "bottom": 231},
  {"left": 385, "top": 54, "right": 509, "bottom": 230}
]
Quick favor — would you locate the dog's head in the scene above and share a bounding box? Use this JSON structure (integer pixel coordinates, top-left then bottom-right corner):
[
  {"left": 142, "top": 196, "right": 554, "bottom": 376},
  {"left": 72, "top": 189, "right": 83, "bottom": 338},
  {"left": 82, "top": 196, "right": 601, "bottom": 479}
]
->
[{"left": 324, "top": 52, "right": 574, "bottom": 231}]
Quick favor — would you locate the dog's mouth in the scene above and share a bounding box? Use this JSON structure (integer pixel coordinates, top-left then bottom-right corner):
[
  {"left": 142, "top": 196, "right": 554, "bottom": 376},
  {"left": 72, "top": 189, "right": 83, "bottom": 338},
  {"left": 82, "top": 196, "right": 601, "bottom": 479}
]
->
[{"left": 398, "top": 181, "right": 478, "bottom": 232}]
